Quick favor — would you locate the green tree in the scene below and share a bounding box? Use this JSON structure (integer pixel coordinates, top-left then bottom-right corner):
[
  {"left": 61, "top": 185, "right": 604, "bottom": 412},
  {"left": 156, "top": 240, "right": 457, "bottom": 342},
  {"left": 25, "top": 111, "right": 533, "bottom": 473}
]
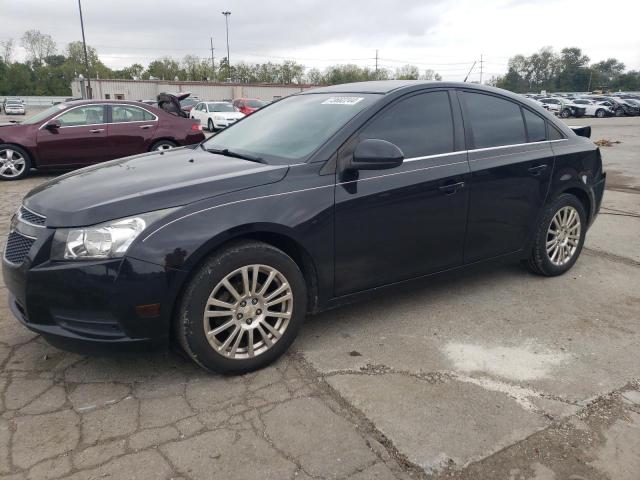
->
[
  {"left": 394, "top": 64, "right": 419, "bottom": 80},
  {"left": 145, "top": 57, "right": 181, "bottom": 80},
  {"left": 21, "top": 30, "right": 56, "bottom": 64}
]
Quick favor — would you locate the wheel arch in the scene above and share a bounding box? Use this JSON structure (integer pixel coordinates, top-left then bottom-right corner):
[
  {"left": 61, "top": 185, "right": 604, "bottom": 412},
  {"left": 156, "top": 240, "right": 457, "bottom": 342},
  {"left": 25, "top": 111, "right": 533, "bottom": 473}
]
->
[
  {"left": 0, "top": 142, "right": 38, "bottom": 167},
  {"left": 557, "top": 185, "right": 592, "bottom": 224},
  {"left": 169, "top": 225, "right": 321, "bottom": 339},
  {"left": 149, "top": 137, "right": 178, "bottom": 151}
]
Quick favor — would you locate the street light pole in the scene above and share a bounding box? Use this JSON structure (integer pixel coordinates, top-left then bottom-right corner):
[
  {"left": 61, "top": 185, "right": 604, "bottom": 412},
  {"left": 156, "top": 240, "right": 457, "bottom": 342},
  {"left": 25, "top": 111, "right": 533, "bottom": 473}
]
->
[
  {"left": 222, "top": 11, "right": 231, "bottom": 80},
  {"left": 77, "top": 0, "right": 92, "bottom": 98}
]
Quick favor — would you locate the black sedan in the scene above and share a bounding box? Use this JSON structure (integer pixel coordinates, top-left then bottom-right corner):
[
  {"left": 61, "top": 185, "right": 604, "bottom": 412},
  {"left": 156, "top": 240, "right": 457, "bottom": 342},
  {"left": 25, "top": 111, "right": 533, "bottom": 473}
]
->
[{"left": 3, "top": 81, "right": 606, "bottom": 373}]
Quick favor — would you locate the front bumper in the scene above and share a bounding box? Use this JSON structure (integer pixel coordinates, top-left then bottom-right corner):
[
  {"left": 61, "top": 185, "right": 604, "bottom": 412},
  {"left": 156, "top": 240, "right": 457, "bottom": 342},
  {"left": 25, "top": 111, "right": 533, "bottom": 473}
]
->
[{"left": 3, "top": 246, "right": 186, "bottom": 351}]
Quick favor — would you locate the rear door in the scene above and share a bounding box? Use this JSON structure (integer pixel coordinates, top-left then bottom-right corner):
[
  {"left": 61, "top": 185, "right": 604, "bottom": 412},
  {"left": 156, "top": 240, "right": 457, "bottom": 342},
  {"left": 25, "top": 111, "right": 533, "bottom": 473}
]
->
[
  {"left": 107, "top": 104, "right": 158, "bottom": 159},
  {"left": 36, "top": 104, "right": 109, "bottom": 166},
  {"left": 334, "top": 89, "right": 470, "bottom": 296},
  {"left": 458, "top": 90, "right": 554, "bottom": 263}
]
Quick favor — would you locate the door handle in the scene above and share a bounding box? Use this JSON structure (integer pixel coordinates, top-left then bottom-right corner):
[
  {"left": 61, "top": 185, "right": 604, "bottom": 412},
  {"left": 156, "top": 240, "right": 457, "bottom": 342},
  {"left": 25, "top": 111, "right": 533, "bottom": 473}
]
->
[
  {"left": 528, "top": 164, "right": 548, "bottom": 175},
  {"left": 438, "top": 181, "right": 465, "bottom": 195},
  {"left": 89, "top": 128, "right": 104, "bottom": 133},
  {"left": 139, "top": 125, "right": 153, "bottom": 129}
]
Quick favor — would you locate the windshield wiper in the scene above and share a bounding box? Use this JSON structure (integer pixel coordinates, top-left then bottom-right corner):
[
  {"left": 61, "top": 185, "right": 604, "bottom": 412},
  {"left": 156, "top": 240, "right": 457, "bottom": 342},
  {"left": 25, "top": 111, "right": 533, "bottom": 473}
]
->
[{"left": 205, "top": 146, "right": 265, "bottom": 164}]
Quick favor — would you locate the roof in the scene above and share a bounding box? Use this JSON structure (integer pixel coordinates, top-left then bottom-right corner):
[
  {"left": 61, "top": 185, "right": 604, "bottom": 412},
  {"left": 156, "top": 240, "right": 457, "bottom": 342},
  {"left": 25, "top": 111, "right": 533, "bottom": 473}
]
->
[{"left": 304, "top": 80, "right": 520, "bottom": 96}]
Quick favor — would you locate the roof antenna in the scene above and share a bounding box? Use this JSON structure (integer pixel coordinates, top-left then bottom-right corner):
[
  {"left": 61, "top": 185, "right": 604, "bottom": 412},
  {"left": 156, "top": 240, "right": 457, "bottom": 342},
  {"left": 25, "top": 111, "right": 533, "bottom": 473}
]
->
[{"left": 463, "top": 61, "right": 477, "bottom": 82}]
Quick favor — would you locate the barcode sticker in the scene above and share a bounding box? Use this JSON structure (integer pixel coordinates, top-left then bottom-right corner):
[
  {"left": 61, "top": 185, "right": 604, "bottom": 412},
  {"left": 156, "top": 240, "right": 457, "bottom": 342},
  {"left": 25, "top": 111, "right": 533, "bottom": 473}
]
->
[{"left": 321, "top": 97, "right": 364, "bottom": 105}]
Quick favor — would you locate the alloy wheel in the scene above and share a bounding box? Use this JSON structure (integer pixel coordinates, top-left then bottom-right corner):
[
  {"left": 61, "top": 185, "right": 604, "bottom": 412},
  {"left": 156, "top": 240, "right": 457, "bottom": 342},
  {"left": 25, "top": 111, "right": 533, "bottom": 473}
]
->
[
  {"left": 546, "top": 206, "right": 581, "bottom": 266},
  {"left": 203, "top": 264, "right": 293, "bottom": 359},
  {"left": 0, "top": 148, "right": 26, "bottom": 178}
]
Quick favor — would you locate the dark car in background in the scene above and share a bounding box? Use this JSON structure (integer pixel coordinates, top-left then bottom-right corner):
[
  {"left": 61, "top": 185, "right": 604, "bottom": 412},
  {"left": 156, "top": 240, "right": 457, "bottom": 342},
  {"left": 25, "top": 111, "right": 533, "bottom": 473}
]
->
[
  {"left": 232, "top": 98, "right": 268, "bottom": 115},
  {"left": 3, "top": 81, "right": 605, "bottom": 374},
  {"left": 0, "top": 94, "right": 205, "bottom": 180}
]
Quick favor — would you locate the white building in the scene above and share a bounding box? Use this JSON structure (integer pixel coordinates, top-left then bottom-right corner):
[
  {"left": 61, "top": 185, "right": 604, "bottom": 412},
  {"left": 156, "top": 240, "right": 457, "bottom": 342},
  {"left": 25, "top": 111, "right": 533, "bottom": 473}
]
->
[{"left": 71, "top": 78, "right": 317, "bottom": 102}]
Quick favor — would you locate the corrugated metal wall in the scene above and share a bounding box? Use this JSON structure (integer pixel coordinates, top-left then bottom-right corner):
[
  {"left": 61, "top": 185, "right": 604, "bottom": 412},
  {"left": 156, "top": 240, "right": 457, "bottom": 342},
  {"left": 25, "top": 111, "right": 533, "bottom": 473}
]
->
[{"left": 72, "top": 79, "right": 317, "bottom": 101}]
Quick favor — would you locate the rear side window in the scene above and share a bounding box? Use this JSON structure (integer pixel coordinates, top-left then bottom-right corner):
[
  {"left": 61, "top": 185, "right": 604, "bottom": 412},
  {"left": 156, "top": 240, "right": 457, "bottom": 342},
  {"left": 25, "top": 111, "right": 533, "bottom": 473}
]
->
[
  {"left": 522, "top": 109, "right": 546, "bottom": 142},
  {"left": 463, "top": 92, "right": 526, "bottom": 149},
  {"left": 360, "top": 91, "right": 454, "bottom": 158},
  {"left": 548, "top": 124, "right": 565, "bottom": 140},
  {"left": 112, "top": 105, "right": 154, "bottom": 123}
]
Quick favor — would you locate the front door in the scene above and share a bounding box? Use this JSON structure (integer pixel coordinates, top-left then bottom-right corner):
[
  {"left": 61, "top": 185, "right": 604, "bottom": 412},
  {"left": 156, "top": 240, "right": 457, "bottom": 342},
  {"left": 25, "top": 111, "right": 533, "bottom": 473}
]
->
[
  {"left": 334, "top": 90, "right": 470, "bottom": 296},
  {"left": 458, "top": 90, "right": 555, "bottom": 262},
  {"left": 36, "top": 105, "right": 109, "bottom": 167}
]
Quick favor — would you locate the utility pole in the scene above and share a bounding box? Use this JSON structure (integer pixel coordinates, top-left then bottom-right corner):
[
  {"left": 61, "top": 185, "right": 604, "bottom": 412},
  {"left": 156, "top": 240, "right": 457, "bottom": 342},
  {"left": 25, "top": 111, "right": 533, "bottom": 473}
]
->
[
  {"left": 375, "top": 49, "right": 378, "bottom": 75},
  {"left": 479, "top": 54, "right": 483, "bottom": 84},
  {"left": 222, "top": 11, "right": 231, "bottom": 80},
  {"left": 210, "top": 37, "right": 216, "bottom": 81},
  {"left": 77, "top": 0, "right": 92, "bottom": 98}
]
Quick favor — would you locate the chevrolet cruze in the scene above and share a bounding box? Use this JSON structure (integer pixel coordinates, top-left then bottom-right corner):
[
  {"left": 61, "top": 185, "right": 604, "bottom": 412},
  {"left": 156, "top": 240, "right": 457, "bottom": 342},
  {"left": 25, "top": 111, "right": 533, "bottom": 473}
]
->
[{"left": 2, "top": 81, "right": 606, "bottom": 373}]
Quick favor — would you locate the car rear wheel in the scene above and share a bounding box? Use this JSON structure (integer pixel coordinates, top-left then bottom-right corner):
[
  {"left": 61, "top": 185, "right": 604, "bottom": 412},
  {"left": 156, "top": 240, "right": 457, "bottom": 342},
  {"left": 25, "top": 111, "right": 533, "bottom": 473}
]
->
[
  {"left": 595, "top": 109, "right": 606, "bottom": 118},
  {"left": 560, "top": 109, "right": 571, "bottom": 118},
  {"left": 208, "top": 119, "right": 215, "bottom": 132},
  {"left": 150, "top": 140, "right": 177, "bottom": 152},
  {"left": 0, "top": 144, "right": 31, "bottom": 181},
  {"left": 177, "top": 241, "right": 307, "bottom": 374},
  {"left": 525, "top": 194, "right": 586, "bottom": 277}
]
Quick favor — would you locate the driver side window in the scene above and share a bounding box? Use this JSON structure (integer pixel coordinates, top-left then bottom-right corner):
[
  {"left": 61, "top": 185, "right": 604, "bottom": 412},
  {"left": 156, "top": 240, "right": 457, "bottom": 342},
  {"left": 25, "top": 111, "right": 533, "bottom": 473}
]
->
[
  {"left": 57, "top": 106, "right": 105, "bottom": 127},
  {"left": 359, "top": 91, "right": 455, "bottom": 158}
]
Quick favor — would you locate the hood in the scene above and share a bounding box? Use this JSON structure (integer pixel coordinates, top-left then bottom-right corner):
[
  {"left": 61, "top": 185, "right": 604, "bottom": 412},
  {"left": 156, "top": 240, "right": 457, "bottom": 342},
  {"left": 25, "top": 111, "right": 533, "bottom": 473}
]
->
[
  {"left": 23, "top": 146, "right": 289, "bottom": 227},
  {"left": 0, "top": 121, "right": 22, "bottom": 127}
]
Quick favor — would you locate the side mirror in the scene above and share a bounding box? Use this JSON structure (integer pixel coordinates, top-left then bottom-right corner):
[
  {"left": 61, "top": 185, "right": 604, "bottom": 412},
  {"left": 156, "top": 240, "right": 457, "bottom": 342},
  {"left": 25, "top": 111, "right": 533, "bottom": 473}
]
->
[
  {"left": 44, "top": 119, "right": 61, "bottom": 130},
  {"left": 350, "top": 139, "right": 404, "bottom": 171}
]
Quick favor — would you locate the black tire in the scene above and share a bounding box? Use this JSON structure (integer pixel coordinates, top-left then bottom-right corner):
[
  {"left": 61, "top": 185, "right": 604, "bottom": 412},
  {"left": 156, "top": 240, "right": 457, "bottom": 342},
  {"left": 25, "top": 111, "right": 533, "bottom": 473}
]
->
[
  {"left": 208, "top": 119, "right": 215, "bottom": 132},
  {"left": 595, "top": 109, "right": 606, "bottom": 118},
  {"left": 177, "top": 240, "right": 307, "bottom": 374},
  {"left": 149, "top": 140, "right": 177, "bottom": 152},
  {"left": 0, "top": 144, "right": 31, "bottom": 181},
  {"left": 560, "top": 109, "right": 571, "bottom": 118},
  {"left": 525, "top": 194, "right": 587, "bottom": 277}
]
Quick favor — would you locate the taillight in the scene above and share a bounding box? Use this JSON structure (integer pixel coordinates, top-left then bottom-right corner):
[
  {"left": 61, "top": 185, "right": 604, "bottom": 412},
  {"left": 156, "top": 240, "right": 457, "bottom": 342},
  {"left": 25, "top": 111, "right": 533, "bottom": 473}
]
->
[{"left": 191, "top": 123, "right": 202, "bottom": 131}]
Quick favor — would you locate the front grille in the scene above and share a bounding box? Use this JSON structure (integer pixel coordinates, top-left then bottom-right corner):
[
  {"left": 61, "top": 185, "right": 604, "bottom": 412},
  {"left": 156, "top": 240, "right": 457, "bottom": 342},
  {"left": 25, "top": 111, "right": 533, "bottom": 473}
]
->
[
  {"left": 19, "top": 206, "right": 46, "bottom": 226},
  {"left": 4, "top": 231, "right": 35, "bottom": 265}
]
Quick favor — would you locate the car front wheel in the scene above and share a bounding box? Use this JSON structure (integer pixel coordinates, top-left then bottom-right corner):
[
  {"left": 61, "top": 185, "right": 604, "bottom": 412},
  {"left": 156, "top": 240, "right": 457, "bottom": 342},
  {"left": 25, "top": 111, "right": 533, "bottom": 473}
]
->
[
  {"left": 0, "top": 144, "right": 31, "bottom": 180},
  {"left": 177, "top": 241, "right": 307, "bottom": 374},
  {"left": 208, "top": 119, "right": 215, "bottom": 132},
  {"left": 595, "top": 109, "right": 606, "bottom": 118},
  {"left": 525, "top": 194, "right": 587, "bottom": 276},
  {"left": 560, "top": 109, "right": 571, "bottom": 118}
]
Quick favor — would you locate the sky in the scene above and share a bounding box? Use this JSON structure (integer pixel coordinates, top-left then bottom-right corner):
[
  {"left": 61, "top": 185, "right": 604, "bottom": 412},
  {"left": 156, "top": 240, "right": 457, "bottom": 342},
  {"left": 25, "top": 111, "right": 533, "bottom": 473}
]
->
[{"left": 1, "top": 0, "right": 639, "bottom": 82}]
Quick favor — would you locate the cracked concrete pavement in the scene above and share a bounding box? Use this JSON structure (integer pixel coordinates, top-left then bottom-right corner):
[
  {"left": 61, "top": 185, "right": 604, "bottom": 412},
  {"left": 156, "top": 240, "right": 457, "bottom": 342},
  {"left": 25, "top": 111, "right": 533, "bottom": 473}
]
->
[{"left": 1, "top": 117, "right": 639, "bottom": 479}]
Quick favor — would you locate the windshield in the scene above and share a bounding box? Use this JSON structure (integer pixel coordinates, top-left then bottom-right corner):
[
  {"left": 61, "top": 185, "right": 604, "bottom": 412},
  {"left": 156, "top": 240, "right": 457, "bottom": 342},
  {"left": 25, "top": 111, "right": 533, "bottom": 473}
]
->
[
  {"left": 203, "top": 93, "right": 379, "bottom": 164},
  {"left": 211, "top": 103, "right": 235, "bottom": 112},
  {"left": 21, "top": 104, "right": 66, "bottom": 124},
  {"left": 246, "top": 99, "right": 266, "bottom": 108}
]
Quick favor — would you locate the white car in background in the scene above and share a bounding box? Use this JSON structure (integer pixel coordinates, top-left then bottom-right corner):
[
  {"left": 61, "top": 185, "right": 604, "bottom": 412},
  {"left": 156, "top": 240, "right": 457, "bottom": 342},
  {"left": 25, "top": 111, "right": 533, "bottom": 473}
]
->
[
  {"left": 3, "top": 99, "right": 26, "bottom": 115},
  {"left": 190, "top": 101, "right": 245, "bottom": 132},
  {"left": 572, "top": 99, "right": 615, "bottom": 118}
]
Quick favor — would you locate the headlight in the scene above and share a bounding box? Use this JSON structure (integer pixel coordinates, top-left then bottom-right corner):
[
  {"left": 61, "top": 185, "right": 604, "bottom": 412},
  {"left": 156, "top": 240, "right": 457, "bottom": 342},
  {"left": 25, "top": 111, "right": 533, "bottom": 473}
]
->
[{"left": 51, "top": 209, "right": 174, "bottom": 261}]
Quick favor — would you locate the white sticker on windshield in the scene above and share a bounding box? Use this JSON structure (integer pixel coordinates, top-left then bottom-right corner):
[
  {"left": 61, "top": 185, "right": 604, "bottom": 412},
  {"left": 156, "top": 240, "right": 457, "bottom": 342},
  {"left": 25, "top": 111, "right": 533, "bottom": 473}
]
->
[{"left": 321, "top": 96, "right": 364, "bottom": 106}]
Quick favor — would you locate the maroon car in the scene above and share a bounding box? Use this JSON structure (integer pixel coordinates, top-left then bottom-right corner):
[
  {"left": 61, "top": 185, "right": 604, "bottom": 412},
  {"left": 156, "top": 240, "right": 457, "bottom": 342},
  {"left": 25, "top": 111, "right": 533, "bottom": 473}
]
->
[{"left": 0, "top": 94, "right": 205, "bottom": 180}]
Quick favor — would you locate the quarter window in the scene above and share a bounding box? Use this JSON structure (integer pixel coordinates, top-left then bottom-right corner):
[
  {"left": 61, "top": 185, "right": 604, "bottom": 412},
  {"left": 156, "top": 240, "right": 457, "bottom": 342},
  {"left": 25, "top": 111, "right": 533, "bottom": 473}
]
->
[
  {"left": 360, "top": 91, "right": 454, "bottom": 158},
  {"left": 112, "top": 105, "right": 155, "bottom": 123},
  {"left": 57, "top": 106, "right": 105, "bottom": 127},
  {"left": 522, "top": 109, "right": 546, "bottom": 142},
  {"left": 463, "top": 92, "right": 526, "bottom": 148}
]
